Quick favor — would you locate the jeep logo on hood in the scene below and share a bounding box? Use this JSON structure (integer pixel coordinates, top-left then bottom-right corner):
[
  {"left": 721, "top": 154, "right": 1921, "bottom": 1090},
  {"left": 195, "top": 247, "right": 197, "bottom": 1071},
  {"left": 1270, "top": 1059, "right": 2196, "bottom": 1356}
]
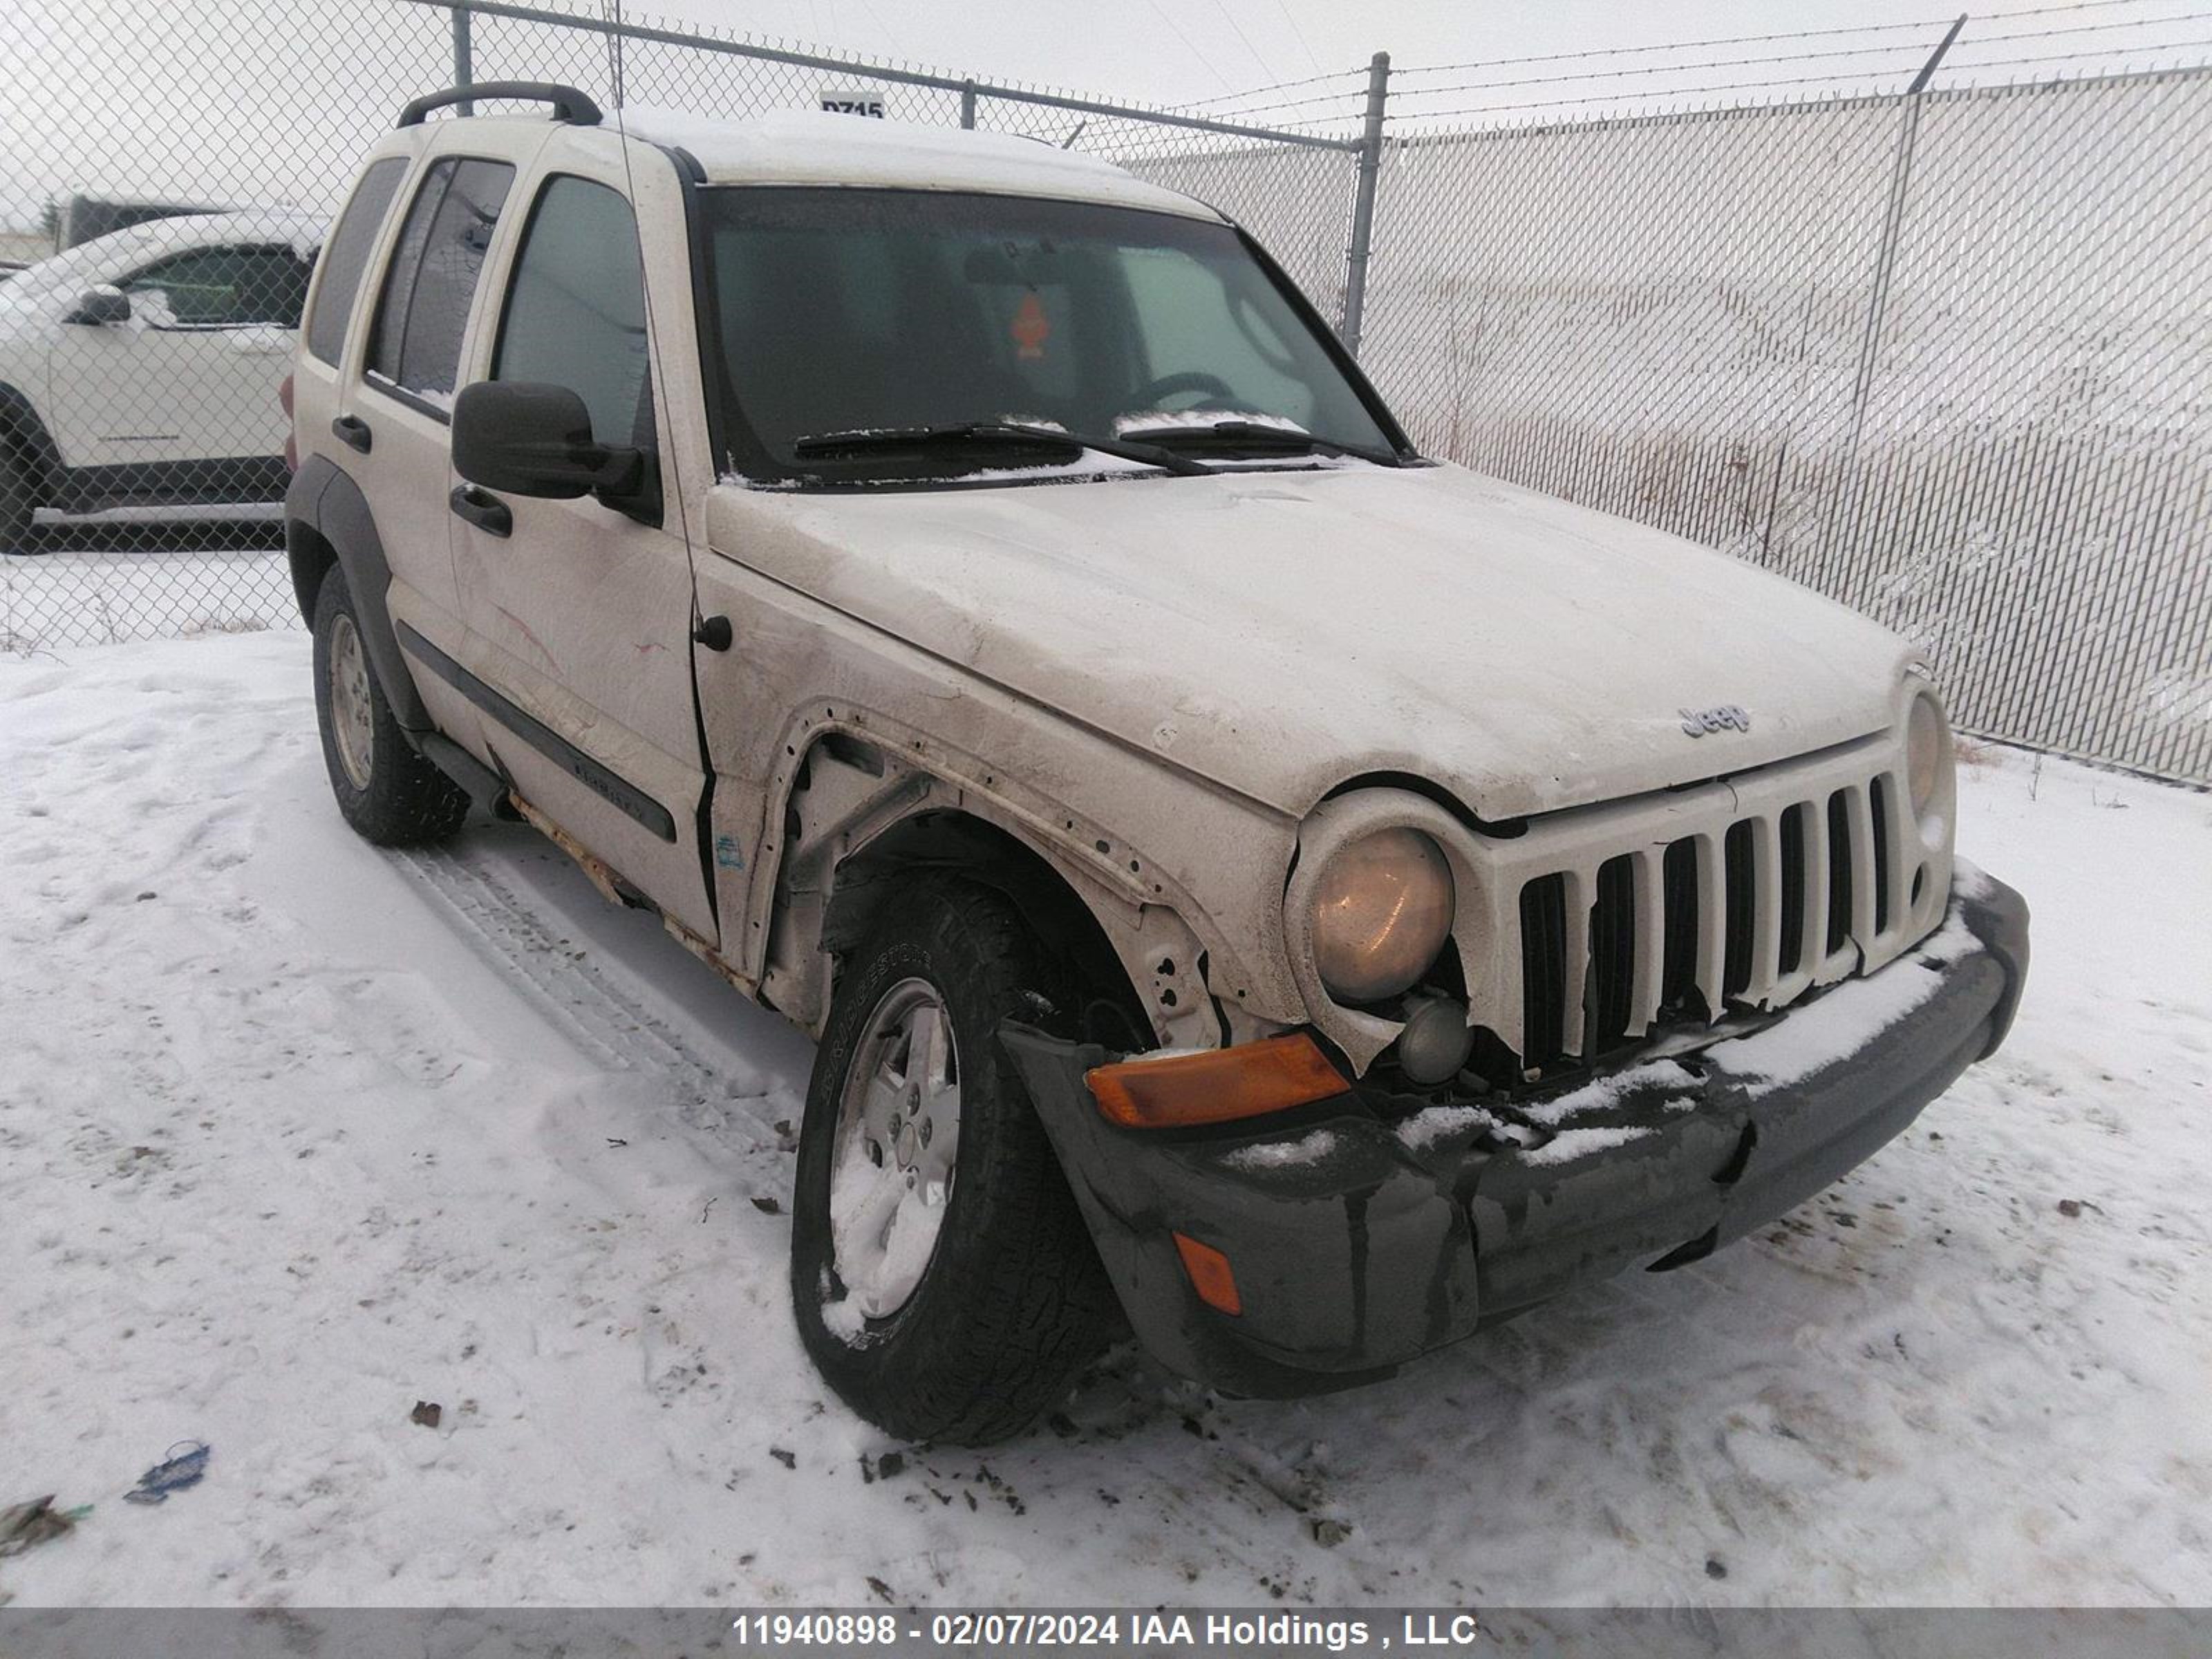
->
[{"left": 1680, "top": 704, "right": 1752, "bottom": 737}]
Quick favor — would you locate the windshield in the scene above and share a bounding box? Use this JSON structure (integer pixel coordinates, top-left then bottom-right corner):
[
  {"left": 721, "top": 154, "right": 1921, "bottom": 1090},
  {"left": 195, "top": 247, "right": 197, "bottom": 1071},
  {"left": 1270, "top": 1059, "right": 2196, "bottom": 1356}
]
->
[{"left": 697, "top": 187, "right": 1401, "bottom": 483}]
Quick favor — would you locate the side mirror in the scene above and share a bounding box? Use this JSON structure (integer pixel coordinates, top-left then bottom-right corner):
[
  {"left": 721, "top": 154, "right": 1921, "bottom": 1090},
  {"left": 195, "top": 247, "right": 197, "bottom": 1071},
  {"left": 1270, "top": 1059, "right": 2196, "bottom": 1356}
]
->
[
  {"left": 451, "top": 381, "right": 645, "bottom": 500},
  {"left": 64, "top": 285, "right": 132, "bottom": 326}
]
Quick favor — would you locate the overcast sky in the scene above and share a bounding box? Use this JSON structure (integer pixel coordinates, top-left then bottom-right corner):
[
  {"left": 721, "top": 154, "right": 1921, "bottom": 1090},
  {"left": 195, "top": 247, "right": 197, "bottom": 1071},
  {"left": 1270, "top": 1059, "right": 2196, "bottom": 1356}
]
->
[
  {"left": 5, "top": 0, "right": 2205, "bottom": 230},
  {"left": 632, "top": 0, "right": 2212, "bottom": 113}
]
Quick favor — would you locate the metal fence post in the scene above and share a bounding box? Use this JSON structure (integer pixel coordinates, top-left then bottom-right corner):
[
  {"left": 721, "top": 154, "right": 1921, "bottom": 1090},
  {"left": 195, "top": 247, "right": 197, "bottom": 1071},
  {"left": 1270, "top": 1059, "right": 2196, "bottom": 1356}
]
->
[
  {"left": 1848, "top": 16, "right": 1965, "bottom": 434},
  {"left": 960, "top": 79, "right": 977, "bottom": 128},
  {"left": 451, "top": 5, "right": 473, "bottom": 112},
  {"left": 1340, "top": 50, "right": 1390, "bottom": 357}
]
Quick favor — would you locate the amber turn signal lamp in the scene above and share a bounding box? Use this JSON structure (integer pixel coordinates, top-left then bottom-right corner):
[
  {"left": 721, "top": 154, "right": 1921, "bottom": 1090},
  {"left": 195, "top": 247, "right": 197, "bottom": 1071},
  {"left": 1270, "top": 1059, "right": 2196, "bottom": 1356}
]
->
[
  {"left": 1085, "top": 1034, "right": 1347, "bottom": 1130},
  {"left": 1172, "top": 1232, "right": 1242, "bottom": 1316}
]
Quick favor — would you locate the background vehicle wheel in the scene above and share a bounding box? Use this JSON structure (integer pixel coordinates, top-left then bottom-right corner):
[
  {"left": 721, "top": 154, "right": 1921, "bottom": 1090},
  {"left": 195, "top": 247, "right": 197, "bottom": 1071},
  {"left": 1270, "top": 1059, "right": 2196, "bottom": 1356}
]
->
[
  {"left": 0, "top": 448, "right": 37, "bottom": 555},
  {"left": 791, "top": 878, "right": 1115, "bottom": 1445},
  {"left": 311, "top": 567, "right": 469, "bottom": 846}
]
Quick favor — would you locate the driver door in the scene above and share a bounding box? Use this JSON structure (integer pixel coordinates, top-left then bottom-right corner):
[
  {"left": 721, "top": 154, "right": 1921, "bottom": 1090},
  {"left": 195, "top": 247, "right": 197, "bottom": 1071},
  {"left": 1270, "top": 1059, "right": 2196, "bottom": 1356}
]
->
[{"left": 446, "top": 165, "right": 713, "bottom": 939}]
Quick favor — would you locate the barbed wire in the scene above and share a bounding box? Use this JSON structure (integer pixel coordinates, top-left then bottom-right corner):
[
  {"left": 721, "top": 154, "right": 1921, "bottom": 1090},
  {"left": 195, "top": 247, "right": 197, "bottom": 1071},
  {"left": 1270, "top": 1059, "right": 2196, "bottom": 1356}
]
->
[
  {"left": 1931, "top": 32, "right": 2212, "bottom": 70},
  {"left": 1169, "top": 64, "right": 1369, "bottom": 109},
  {"left": 1393, "top": 17, "right": 1962, "bottom": 79},
  {"left": 1386, "top": 11, "right": 2212, "bottom": 100},
  {"left": 1394, "top": 39, "right": 2212, "bottom": 122},
  {"left": 1391, "top": 0, "right": 2202, "bottom": 77},
  {"left": 1390, "top": 41, "right": 1939, "bottom": 100},
  {"left": 1176, "top": 83, "right": 1379, "bottom": 118}
]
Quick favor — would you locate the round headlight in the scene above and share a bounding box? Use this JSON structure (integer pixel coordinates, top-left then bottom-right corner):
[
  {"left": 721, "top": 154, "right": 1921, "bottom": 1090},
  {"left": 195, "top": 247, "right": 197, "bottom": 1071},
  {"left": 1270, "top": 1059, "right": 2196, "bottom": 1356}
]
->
[
  {"left": 1906, "top": 692, "right": 1947, "bottom": 815},
  {"left": 1311, "top": 828, "right": 1454, "bottom": 1003}
]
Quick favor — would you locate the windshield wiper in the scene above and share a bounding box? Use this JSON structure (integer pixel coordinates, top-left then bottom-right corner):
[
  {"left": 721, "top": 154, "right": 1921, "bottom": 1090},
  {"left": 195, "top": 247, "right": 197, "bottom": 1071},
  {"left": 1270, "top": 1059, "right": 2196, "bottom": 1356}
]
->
[
  {"left": 1115, "top": 418, "right": 1400, "bottom": 466},
  {"left": 790, "top": 421, "right": 1212, "bottom": 477}
]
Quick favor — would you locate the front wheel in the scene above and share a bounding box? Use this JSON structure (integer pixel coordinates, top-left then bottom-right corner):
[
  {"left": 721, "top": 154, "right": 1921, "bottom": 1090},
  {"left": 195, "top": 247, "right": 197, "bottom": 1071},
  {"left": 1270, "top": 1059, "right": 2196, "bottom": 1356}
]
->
[
  {"left": 791, "top": 879, "right": 1114, "bottom": 1444},
  {"left": 310, "top": 568, "right": 469, "bottom": 846}
]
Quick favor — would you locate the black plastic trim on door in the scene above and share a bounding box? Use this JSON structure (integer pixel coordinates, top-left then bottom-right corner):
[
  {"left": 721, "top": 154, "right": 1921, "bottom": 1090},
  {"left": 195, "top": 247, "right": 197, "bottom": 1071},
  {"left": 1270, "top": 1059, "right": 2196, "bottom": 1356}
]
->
[{"left": 394, "top": 621, "right": 677, "bottom": 842}]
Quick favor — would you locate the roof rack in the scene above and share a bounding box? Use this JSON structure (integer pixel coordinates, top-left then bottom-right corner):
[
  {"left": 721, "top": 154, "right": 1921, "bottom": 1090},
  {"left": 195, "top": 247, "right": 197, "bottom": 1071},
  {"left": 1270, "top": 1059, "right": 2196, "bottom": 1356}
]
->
[{"left": 396, "top": 82, "right": 603, "bottom": 128}]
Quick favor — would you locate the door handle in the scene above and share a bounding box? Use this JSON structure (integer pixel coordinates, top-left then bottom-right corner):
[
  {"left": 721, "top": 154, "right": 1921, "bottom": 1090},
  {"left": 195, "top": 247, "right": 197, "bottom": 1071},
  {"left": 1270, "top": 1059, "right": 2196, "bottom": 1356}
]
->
[
  {"left": 331, "top": 414, "right": 372, "bottom": 453},
  {"left": 449, "top": 483, "right": 512, "bottom": 538}
]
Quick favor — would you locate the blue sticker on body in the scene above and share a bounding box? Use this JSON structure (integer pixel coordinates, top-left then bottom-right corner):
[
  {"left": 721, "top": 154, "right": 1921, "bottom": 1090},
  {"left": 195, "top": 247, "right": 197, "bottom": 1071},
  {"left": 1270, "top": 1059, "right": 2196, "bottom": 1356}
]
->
[{"left": 714, "top": 834, "right": 745, "bottom": 870}]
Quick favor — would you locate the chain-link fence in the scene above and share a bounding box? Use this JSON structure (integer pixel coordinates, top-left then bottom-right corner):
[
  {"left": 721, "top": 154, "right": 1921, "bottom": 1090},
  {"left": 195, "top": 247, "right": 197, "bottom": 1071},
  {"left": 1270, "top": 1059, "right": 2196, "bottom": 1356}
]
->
[
  {"left": 3, "top": 1, "right": 2208, "bottom": 783},
  {"left": 0, "top": 0, "right": 1361, "bottom": 648},
  {"left": 1361, "top": 68, "right": 2212, "bottom": 785}
]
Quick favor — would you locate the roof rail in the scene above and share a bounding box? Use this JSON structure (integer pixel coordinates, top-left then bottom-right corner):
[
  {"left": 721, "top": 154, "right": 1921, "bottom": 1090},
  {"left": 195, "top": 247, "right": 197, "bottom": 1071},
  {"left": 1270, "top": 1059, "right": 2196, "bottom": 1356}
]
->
[{"left": 396, "top": 82, "right": 603, "bottom": 128}]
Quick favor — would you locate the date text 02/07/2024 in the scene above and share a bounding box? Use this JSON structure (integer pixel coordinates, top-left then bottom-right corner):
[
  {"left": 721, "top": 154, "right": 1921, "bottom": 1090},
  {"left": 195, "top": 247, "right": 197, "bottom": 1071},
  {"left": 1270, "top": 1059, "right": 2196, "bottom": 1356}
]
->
[{"left": 727, "top": 1610, "right": 1487, "bottom": 1650}]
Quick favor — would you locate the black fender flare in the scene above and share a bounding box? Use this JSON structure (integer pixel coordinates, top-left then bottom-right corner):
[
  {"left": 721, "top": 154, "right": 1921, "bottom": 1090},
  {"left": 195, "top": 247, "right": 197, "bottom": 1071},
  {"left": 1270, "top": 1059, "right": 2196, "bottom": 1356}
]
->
[
  {"left": 285, "top": 455, "right": 431, "bottom": 731},
  {"left": 0, "top": 382, "right": 63, "bottom": 503}
]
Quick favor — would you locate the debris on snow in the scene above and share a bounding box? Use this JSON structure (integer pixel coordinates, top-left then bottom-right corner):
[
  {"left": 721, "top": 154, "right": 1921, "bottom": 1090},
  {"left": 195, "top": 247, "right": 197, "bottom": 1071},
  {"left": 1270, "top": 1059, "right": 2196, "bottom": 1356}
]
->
[
  {"left": 121, "top": 1443, "right": 209, "bottom": 1506},
  {"left": 0, "top": 1497, "right": 85, "bottom": 1561},
  {"left": 410, "top": 1401, "right": 442, "bottom": 1430}
]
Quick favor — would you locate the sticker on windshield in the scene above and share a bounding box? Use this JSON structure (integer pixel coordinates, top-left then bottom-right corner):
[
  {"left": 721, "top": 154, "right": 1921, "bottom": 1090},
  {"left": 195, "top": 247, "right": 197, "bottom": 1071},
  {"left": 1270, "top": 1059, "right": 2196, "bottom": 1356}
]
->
[{"left": 1011, "top": 291, "right": 1050, "bottom": 360}]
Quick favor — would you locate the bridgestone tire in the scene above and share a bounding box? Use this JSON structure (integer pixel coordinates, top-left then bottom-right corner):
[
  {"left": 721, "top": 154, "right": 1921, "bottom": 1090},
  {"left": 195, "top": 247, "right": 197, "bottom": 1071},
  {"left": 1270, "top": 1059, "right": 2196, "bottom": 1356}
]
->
[
  {"left": 791, "top": 878, "right": 1114, "bottom": 1445},
  {"left": 311, "top": 567, "right": 469, "bottom": 847},
  {"left": 0, "top": 449, "right": 36, "bottom": 555}
]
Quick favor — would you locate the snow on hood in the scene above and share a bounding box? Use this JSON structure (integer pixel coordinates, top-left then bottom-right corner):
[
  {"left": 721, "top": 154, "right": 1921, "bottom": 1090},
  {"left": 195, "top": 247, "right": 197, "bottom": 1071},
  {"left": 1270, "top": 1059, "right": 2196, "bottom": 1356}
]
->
[{"left": 705, "top": 462, "right": 1913, "bottom": 821}]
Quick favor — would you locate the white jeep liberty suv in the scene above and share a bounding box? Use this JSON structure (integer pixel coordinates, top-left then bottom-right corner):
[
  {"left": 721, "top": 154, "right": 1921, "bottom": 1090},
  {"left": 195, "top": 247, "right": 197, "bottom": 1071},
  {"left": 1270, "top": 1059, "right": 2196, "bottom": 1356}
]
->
[{"left": 288, "top": 84, "right": 2030, "bottom": 1444}]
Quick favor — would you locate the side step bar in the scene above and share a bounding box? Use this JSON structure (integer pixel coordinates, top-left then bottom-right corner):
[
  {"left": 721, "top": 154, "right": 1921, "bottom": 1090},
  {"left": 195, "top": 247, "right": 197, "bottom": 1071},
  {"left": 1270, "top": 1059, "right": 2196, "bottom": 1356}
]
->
[{"left": 414, "top": 729, "right": 520, "bottom": 820}]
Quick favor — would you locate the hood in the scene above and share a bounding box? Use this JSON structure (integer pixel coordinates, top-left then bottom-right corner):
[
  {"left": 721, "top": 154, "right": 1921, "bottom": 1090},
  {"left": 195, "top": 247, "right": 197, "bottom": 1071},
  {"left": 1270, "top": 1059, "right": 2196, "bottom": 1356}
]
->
[{"left": 704, "top": 462, "right": 1914, "bottom": 822}]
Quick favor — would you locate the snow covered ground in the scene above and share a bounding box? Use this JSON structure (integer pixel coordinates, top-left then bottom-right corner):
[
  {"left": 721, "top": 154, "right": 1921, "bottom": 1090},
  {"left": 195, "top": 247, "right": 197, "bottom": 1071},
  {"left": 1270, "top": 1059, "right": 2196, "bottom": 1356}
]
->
[
  {"left": 3, "top": 630, "right": 2209, "bottom": 1608},
  {"left": 3, "top": 539, "right": 293, "bottom": 652}
]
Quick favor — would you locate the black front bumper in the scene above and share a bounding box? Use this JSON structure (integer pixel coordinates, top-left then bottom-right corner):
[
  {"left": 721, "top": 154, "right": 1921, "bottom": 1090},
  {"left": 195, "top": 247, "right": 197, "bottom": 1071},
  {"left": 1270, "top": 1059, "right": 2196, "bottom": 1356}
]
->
[{"left": 1003, "top": 871, "right": 2030, "bottom": 1398}]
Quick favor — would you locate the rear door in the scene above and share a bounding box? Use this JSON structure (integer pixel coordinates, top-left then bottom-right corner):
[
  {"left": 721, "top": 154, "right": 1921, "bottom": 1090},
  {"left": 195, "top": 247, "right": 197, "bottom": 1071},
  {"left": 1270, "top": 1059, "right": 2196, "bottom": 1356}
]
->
[
  {"left": 444, "top": 155, "right": 712, "bottom": 937},
  {"left": 344, "top": 150, "right": 518, "bottom": 685}
]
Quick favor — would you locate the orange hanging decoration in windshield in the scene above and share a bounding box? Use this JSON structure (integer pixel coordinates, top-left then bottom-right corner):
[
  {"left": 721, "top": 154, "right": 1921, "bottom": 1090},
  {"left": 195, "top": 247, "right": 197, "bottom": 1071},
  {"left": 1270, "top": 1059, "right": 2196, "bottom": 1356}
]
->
[{"left": 1011, "top": 290, "right": 1050, "bottom": 360}]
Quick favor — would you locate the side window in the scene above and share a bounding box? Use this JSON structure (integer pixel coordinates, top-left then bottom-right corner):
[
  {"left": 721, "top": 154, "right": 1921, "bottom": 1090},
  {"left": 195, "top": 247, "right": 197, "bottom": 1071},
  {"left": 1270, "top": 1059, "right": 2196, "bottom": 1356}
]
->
[
  {"left": 493, "top": 176, "right": 653, "bottom": 449},
  {"left": 366, "top": 156, "right": 515, "bottom": 409},
  {"left": 307, "top": 156, "right": 407, "bottom": 364},
  {"left": 120, "top": 245, "right": 314, "bottom": 330}
]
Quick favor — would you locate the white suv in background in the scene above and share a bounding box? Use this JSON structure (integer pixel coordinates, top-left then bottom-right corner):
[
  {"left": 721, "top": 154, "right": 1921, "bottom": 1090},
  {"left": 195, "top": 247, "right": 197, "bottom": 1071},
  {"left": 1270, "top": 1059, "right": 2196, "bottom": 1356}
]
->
[{"left": 0, "top": 208, "right": 324, "bottom": 551}]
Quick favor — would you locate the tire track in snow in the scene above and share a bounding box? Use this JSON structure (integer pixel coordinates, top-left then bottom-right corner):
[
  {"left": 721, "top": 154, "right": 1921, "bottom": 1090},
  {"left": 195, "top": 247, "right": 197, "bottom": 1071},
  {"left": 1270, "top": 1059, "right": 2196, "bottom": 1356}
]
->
[
  {"left": 398, "top": 843, "right": 1391, "bottom": 1594},
  {"left": 393, "top": 842, "right": 785, "bottom": 1148}
]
